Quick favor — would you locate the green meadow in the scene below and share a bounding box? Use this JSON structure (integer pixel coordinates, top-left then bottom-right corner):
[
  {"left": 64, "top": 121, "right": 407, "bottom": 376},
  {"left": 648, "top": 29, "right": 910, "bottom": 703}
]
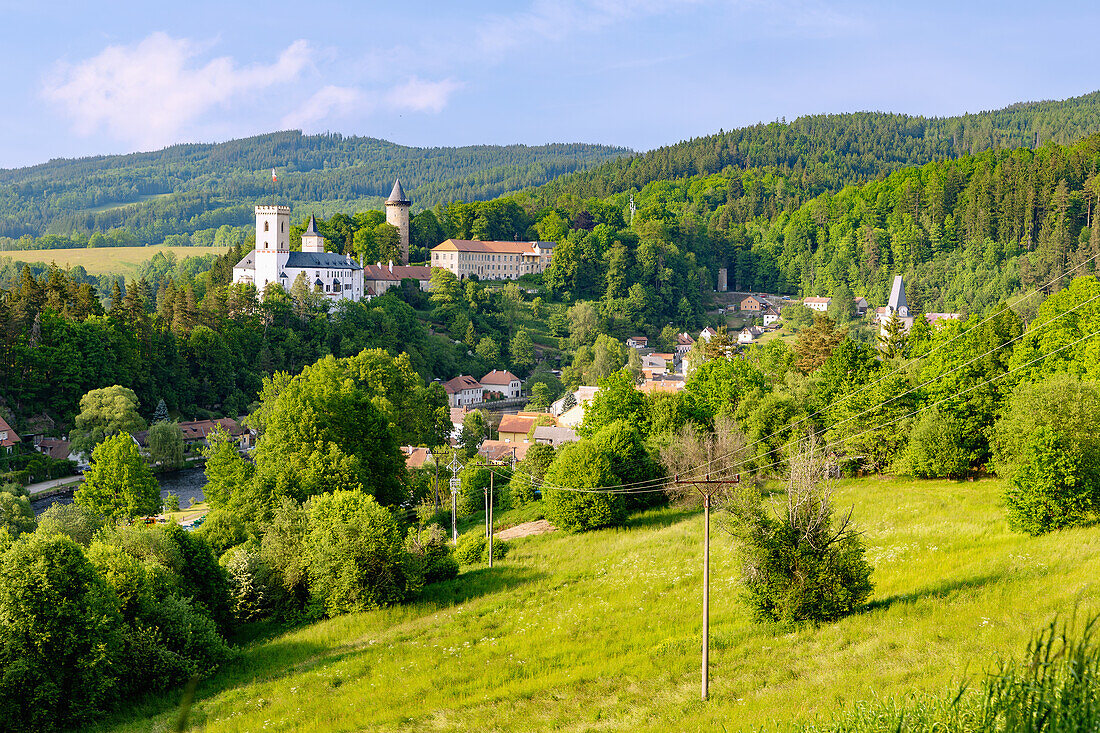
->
[{"left": 99, "top": 476, "right": 1100, "bottom": 732}]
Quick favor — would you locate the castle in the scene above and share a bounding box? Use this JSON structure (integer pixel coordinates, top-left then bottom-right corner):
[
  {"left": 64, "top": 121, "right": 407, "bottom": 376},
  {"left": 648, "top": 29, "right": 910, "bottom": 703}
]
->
[{"left": 231, "top": 179, "right": 411, "bottom": 302}]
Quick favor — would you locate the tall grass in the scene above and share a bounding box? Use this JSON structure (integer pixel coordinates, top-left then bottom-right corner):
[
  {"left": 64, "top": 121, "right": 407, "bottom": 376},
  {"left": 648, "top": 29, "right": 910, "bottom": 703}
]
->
[{"left": 94, "top": 476, "right": 1100, "bottom": 732}]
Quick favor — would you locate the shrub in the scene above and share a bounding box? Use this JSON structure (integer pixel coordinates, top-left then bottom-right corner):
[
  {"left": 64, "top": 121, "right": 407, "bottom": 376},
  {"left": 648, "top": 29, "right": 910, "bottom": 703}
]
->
[
  {"left": 197, "top": 508, "right": 248, "bottom": 556},
  {"left": 542, "top": 442, "right": 625, "bottom": 533},
  {"left": 733, "top": 441, "right": 873, "bottom": 627},
  {"left": 404, "top": 523, "right": 459, "bottom": 583},
  {"left": 993, "top": 375, "right": 1100, "bottom": 534},
  {"left": 902, "top": 409, "right": 970, "bottom": 478},
  {"left": 220, "top": 542, "right": 279, "bottom": 622},
  {"left": 305, "top": 489, "right": 411, "bottom": 616},
  {"left": 0, "top": 487, "right": 35, "bottom": 538},
  {"left": 35, "top": 502, "right": 105, "bottom": 546},
  {"left": 510, "top": 470, "right": 539, "bottom": 506},
  {"left": 457, "top": 463, "right": 491, "bottom": 516},
  {"left": 454, "top": 530, "right": 509, "bottom": 565}
]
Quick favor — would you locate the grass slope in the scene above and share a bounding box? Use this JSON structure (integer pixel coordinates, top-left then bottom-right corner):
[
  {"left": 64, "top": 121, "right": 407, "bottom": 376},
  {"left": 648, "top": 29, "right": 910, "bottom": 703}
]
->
[
  {"left": 2, "top": 245, "right": 228, "bottom": 277},
  {"left": 100, "top": 476, "right": 1100, "bottom": 732}
]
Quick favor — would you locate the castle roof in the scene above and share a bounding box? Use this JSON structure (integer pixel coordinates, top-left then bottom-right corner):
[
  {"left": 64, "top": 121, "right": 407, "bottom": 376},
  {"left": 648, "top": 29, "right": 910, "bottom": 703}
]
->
[
  {"left": 362, "top": 264, "right": 432, "bottom": 281},
  {"left": 284, "top": 251, "right": 362, "bottom": 269},
  {"left": 304, "top": 214, "right": 320, "bottom": 237},
  {"left": 432, "top": 239, "right": 557, "bottom": 254},
  {"left": 386, "top": 179, "right": 410, "bottom": 204}
]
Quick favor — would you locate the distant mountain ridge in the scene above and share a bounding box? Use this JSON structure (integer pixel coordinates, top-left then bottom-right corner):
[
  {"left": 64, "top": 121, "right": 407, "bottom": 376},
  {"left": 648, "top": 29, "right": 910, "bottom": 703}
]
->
[
  {"left": 0, "top": 131, "right": 631, "bottom": 243},
  {"left": 523, "top": 90, "right": 1100, "bottom": 205}
]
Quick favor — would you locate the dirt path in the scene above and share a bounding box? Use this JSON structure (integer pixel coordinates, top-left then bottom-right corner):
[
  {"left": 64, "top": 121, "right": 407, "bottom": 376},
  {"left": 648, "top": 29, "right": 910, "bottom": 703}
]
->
[{"left": 495, "top": 519, "right": 556, "bottom": 540}]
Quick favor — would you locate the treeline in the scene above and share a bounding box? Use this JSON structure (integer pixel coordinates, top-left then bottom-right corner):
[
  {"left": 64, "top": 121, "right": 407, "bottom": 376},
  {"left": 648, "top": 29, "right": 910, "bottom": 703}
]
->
[
  {"left": 0, "top": 247, "right": 495, "bottom": 432},
  {"left": 526, "top": 90, "right": 1100, "bottom": 206},
  {"left": 0, "top": 130, "right": 629, "bottom": 241}
]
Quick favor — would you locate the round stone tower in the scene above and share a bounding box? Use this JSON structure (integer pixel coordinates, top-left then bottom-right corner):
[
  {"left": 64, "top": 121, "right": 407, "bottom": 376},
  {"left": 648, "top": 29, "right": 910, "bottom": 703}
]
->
[{"left": 385, "top": 179, "right": 411, "bottom": 264}]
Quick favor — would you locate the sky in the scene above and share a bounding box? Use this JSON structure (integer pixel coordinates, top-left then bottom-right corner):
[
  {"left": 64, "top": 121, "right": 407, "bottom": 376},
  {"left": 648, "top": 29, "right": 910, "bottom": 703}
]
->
[{"left": 2, "top": 0, "right": 1099, "bottom": 169}]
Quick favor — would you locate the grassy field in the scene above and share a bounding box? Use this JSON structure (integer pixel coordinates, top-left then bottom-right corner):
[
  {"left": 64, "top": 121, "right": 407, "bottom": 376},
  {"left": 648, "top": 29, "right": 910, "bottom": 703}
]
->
[
  {"left": 97, "top": 476, "right": 1100, "bottom": 732},
  {"left": 2, "top": 245, "right": 229, "bottom": 277}
]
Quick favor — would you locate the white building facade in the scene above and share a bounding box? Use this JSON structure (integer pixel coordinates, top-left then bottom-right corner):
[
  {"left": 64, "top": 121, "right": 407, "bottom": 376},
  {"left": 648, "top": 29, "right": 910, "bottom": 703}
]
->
[
  {"left": 233, "top": 207, "right": 365, "bottom": 301},
  {"left": 431, "top": 239, "right": 555, "bottom": 280}
]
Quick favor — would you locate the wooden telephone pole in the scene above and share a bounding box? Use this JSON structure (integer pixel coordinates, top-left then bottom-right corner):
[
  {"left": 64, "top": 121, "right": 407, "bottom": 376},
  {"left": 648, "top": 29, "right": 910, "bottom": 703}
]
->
[
  {"left": 486, "top": 472, "right": 494, "bottom": 568},
  {"left": 674, "top": 473, "right": 739, "bottom": 702}
]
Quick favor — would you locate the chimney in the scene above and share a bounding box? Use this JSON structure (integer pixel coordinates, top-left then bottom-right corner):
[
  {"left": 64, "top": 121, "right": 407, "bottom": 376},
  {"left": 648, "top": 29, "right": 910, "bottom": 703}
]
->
[{"left": 388, "top": 260, "right": 393, "bottom": 272}]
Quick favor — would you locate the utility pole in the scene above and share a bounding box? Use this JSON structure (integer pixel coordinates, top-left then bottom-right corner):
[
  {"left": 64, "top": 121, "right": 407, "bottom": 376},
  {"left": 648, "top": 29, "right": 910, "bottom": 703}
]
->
[
  {"left": 674, "top": 473, "right": 740, "bottom": 702},
  {"left": 488, "top": 472, "right": 494, "bottom": 568},
  {"left": 448, "top": 453, "right": 463, "bottom": 544}
]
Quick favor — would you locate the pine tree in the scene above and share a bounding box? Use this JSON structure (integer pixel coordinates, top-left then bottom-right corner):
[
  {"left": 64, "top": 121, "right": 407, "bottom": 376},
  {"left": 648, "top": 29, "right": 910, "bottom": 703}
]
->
[{"left": 153, "top": 398, "right": 169, "bottom": 423}]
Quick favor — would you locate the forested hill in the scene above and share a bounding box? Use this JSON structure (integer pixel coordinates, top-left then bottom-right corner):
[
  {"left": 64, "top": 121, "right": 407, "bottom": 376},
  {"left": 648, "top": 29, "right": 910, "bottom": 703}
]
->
[
  {"left": 525, "top": 90, "right": 1100, "bottom": 206},
  {"left": 0, "top": 131, "right": 630, "bottom": 244}
]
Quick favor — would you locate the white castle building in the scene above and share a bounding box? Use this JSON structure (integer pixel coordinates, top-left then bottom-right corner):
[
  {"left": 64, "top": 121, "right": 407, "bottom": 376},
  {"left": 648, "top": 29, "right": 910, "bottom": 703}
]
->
[{"left": 231, "top": 180, "right": 413, "bottom": 302}]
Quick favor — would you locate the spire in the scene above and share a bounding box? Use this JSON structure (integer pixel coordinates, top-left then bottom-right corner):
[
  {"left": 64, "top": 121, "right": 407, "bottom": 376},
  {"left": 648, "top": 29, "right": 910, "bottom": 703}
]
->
[
  {"left": 386, "top": 178, "right": 410, "bottom": 204},
  {"left": 305, "top": 214, "right": 319, "bottom": 236}
]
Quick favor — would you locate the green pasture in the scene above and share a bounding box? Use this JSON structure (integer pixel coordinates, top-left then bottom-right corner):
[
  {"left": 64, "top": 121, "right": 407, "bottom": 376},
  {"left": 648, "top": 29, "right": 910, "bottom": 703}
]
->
[{"left": 98, "top": 476, "right": 1100, "bottom": 732}]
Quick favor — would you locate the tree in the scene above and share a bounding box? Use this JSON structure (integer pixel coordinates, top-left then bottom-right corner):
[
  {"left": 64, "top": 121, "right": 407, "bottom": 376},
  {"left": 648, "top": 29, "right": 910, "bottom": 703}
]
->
[
  {"left": 69, "top": 385, "right": 146, "bottom": 457},
  {"left": 686, "top": 357, "right": 766, "bottom": 419},
  {"left": 74, "top": 432, "right": 160, "bottom": 521},
  {"left": 306, "top": 489, "right": 412, "bottom": 616},
  {"left": 0, "top": 484, "right": 34, "bottom": 538},
  {"left": 476, "top": 336, "right": 501, "bottom": 366},
  {"left": 147, "top": 420, "right": 184, "bottom": 470},
  {"left": 510, "top": 328, "right": 535, "bottom": 371},
  {"left": 526, "top": 382, "right": 552, "bottom": 411},
  {"left": 153, "top": 398, "right": 169, "bottom": 423},
  {"left": 878, "top": 311, "right": 908, "bottom": 358},
  {"left": 542, "top": 441, "right": 625, "bottom": 532},
  {"left": 0, "top": 533, "right": 123, "bottom": 732},
  {"left": 901, "top": 409, "right": 970, "bottom": 478},
  {"left": 201, "top": 427, "right": 255, "bottom": 509},
  {"left": 579, "top": 369, "right": 649, "bottom": 437},
  {"left": 459, "top": 409, "right": 490, "bottom": 458},
  {"left": 993, "top": 374, "right": 1100, "bottom": 534},
  {"left": 794, "top": 313, "right": 847, "bottom": 373},
  {"left": 35, "top": 503, "right": 104, "bottom": 546}
]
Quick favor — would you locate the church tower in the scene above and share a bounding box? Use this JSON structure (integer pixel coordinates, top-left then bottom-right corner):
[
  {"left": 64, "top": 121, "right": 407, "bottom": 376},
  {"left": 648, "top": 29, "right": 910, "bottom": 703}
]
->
[
  {"left": 385, "top": 179, "right": 411, "bottom": 264},
  {"left": 254, "top": 205, "right": 290, "bottom": 291},
  {"left": 302, "top": 214, "right": 325, "bottom": 252}
]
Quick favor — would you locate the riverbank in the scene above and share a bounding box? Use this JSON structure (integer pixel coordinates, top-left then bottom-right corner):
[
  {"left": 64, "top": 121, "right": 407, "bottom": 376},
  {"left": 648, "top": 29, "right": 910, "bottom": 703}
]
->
[{"left": 29, "top": 465, "right": 208, "bottom": 516}]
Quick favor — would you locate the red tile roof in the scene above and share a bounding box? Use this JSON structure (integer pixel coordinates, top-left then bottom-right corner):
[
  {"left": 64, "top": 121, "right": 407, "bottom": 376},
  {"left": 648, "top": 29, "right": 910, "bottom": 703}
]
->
[
  {"left": 498, "top": 414, "right": 538, "bottom": 436},
  {"left": 0, "top": 416, "right": 20, "bottom": 447},
  {"left": 37, "top": 438, "right": 71, "bottom": 460},
  {"left": 480, "top": 369, "right": 519, "bottom": 385},
  {"left": 443, "top": 375, "right": 481, "bottom": 394}
]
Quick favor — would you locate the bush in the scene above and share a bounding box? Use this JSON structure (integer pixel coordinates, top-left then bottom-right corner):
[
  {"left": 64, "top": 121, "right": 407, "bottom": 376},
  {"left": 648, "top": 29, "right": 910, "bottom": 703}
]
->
[
  {"left": 993, "top": 375, "right": 1100, "bottom": 534},
  {"left": 510, "top": 470, "right": 539, "bottom": 506},
  {"left": 901, "top": 409, "right": 970, "bottom": 478},
  {"left": 305, "top": 489, "right": 411, "bottom": 616},
  {"left": 457, "top": 463, "right": 491, "bottom": 516},
  {"left": 734, "top": 442, "right": 873, "bottom": 627},
  {"left": 36, "top": 502, "right": 105, "bottom": 546},
  {"left": 197, "top": 508, "right": 248, "bottom": 556},
  {"left": 220, "top": 542, "right": 280, "bottom": 622},
  {"left": 542, "top": 442, "right": 625, "bottom": 533},
  {"left": 404, "top": 524, "right": 459, "bottom": 583},
  {"left": 0, "top": 485, "right": 35, "bottom": 538},
  {"left": 454, "top": 530, "right": 509, "bottom": 565}
]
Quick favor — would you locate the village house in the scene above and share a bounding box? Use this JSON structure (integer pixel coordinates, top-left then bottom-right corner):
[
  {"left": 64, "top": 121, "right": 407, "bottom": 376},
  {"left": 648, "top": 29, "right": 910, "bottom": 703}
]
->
[
  {"left": 739, "top": 295, "right": 767, "bottom": 312},
  {"left": 0, "top": 415, "right": 20, "bottom": 455},
  {"left": 738, "top": 326, "right": 765, "bottom": 344},
  {"left": 638, "top": 374, "right": 686, "bottom": 395},
  {"left": 497, "top": 413, "right": 542, "bottom": 444},
  {"left": 362, "top": 261, "right": 432, "bottom": 298},
  {"left": 675, "top": 332, "right": 695, "bottom": 356},
  {"left": 533, "top": 425, "right": 578, "bottom": 446},
  {"left": 626, "top": 336, "right": 649, "bottom": 349},
  {"left": 550, "top": 385, "right": 598, "bottom": 417},
  {"left": 480, "top": 369, "right": 522, "bottom": 399},
  {"left": 430, "top": 239, "right": 555, "bottom": 280},
  {"left": 761, "top": 307, "right": 781, "bottom": 327},
  {"left": 402, "top": 446, "right": 432, "bottom": 469},
  {"left": 478, "top": 440, "right": 530, "bottom": 464},
  {"left": 698, "top": 326, "right": 718, "bottom": 341},
  {"left": 133, "top": 418, "right": 250, "bottom": 451},
  {"left": 443, "top": 375, "right": 483, "bottom": 407},
  {"left": 804, "top": 296, "right": 831, "bottom": 312},
  {"left": 642, "top": 352, "right": 673, "bottom": 378},
  {"left": 853, "top": 296, "right": 869, "bottom": 317}
]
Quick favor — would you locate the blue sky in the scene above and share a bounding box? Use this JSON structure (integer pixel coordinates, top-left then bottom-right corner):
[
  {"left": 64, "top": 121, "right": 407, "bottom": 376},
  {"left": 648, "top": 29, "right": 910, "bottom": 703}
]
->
[{"left": 3, "top": 0, "right": 1098, "bottom": 169}]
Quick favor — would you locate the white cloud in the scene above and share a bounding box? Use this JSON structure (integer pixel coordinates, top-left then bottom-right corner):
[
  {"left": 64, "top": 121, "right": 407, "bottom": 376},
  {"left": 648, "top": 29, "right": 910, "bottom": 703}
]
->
[
  {"left": 385, "top": 77, "right": 462, "bottom": 114},
  {"left": 281, "top": 85, "right": 367, "bottom": 130},
  {"left": 43, "top": 33, "right": 311, "bottom": 149}
]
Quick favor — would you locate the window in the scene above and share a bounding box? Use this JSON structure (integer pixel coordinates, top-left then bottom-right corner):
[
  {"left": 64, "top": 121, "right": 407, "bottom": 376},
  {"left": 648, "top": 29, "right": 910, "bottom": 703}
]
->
[
  {"left": 264, "top": 221, "right": 269, "bottom": 232},
  {"left": 281, "top": 222, "right": 285, "bottom": 232}
]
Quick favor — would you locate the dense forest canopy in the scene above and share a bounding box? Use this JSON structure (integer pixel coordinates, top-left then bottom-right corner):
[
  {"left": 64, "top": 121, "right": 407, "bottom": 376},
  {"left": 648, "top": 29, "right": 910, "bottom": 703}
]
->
[
  {"left": 524, "top": 90, "right": 1100, "bottom": 206},
  {"left": 0, "top": 131, "right": 630, "bottom": 245}
]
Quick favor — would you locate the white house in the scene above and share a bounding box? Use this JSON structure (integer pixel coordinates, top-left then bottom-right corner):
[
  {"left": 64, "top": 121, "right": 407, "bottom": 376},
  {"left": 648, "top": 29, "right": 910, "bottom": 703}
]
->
[
  {"left": 675, "top": 332, "right": 695, "bottom": 356},
  {"left": 626, "top": 336, "right": 649, "bottom": 349},
  {"left": 0, "top": 415, "right": 20, "bottom": 455},
  {"left": 698, "top": 326, "right": 718, "bottom": 342},
  {"left": 480, "top": 369, "right": 522, "bottom": 399},
  {"left": 443, "top": 375, "right": 483, "bottom": 407},
  {"left": 362, "top": 262, "right": 432, "bottom": 298},
  {"left": 233, "top": 208, "right": 365, "bottom": 301},
  {"left": 762, "top": 309, "right": 780, "bottom": 327},
  {"left": 804, "top": 296, "right": 831, "bottom": 312},
  {"left": 738, "top": 326, "right": 764, "bottom": 344}
]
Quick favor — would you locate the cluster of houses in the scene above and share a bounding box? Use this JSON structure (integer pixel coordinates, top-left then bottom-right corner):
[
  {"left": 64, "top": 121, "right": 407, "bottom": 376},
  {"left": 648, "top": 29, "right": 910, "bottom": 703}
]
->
[
  {"left": 441, "top": 370, "right": 524, "bottom": 407},
  {"left": 803, "top": 275, "right": 961, "bottom": 336},
  {"left": 2, "top": 416, "right": 254, "bottom": 471}
]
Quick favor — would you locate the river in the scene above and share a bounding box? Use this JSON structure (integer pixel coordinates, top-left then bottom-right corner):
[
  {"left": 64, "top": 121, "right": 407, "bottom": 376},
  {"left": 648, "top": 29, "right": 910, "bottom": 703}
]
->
[{"left": 30, "top": 466, "right": 208, "bottom": 516}]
